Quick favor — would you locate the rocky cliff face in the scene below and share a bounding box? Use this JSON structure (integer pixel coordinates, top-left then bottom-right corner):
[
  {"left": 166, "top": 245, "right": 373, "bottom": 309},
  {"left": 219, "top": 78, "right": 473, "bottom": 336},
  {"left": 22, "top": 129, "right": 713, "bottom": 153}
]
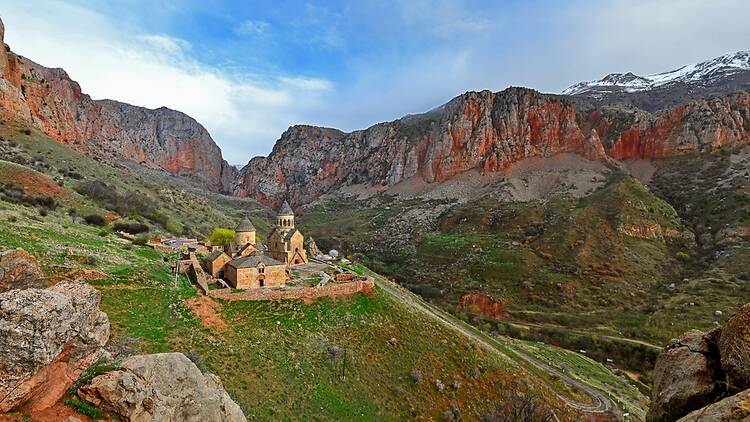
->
[
  {"left": 235, "top": 87, "right": 750, "bottom": 207},
  {"left": 0, "top": 18, "right": 234, "bottom": 192}
]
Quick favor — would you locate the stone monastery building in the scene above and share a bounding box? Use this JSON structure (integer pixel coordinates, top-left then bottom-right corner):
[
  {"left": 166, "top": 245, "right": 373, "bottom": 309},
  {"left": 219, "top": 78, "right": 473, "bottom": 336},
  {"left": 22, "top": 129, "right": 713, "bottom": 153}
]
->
[{"left": 202, "top": 201, "right": 308, "bottom": 289}]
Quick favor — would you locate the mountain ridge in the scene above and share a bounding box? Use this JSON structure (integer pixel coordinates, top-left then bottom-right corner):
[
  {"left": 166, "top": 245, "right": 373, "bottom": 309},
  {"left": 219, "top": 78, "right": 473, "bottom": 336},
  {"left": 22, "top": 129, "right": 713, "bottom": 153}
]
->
[
  {"left": 0, "top": 18, "right": 235, "bottom": 192},
  {"left": 234, "top": 86, "right": 750, "bottom": 207}
]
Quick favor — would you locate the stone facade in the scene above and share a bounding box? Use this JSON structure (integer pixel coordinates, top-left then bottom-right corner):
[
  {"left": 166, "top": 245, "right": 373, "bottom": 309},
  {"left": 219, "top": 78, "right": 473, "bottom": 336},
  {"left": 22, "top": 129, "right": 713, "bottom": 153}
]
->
[
  {"left": 202, "top": 251, "right": 231, "bottom": 278},
  {"left": 267, "top": 201, "right": 308, "bottom": 265},
  {"left": 225, "top": 258, "right": 288, "bottom": 289}
]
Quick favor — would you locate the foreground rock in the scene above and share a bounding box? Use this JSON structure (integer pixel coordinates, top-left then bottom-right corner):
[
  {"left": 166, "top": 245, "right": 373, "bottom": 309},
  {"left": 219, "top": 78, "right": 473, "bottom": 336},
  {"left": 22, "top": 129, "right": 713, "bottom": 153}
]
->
[
  {"left": 0, "top": 281, "right": 109, "bottom": 412},
  {"left": 719, "top": 303, "right": 750, "bottom": 390},
  {"left": 647, "top": 330, "right": 724, "bottom": 421},
  {"left": 78, "top": 352, "right": 246, "bottom": 422},
  {"left": 0, "top": 248, "right": 44, "bottom": 292},
  {"left": 677, "top": 388, "right": 750, "bottom": 421}
]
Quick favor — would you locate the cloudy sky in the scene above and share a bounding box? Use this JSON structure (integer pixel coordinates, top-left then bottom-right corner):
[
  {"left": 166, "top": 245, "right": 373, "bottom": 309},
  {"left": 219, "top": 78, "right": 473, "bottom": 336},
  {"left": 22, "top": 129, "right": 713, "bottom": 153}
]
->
[{"left": 1, "top": 0, "right": 749, "bottom": 164}]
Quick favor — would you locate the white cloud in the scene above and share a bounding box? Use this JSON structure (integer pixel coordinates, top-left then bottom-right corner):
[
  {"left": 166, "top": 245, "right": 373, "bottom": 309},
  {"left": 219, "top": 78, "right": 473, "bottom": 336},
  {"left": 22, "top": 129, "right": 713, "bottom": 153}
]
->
[
  {"left": 0, "top": 2, "right": 331, "bottom": 164},
  {"left": 234, "top": 19, "right": 271, "bottom": 36}
]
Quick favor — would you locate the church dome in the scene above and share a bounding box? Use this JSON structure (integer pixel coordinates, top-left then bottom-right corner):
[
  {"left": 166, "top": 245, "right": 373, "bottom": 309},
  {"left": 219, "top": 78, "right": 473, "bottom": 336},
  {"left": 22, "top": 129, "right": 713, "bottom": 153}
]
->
[{"left": 235, "top": 215, "right": 256, "bottom": 232}]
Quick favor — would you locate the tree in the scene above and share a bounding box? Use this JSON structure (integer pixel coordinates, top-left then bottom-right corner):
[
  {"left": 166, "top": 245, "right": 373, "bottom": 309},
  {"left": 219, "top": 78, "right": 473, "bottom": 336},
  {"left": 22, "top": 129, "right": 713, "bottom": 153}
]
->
[{"left": 207, "top": 228, "right": 235, "bottom": 249}]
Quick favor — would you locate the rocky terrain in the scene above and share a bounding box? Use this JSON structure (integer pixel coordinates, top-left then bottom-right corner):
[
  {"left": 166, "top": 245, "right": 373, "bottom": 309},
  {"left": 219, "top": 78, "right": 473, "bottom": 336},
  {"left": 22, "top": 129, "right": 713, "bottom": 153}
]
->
[
  {"left": 647, "top": 302, "right": 750, "bottom": 421},
  {"left": 234, "top": 86, "right": 750, "bottom": 208},
  {"left": 0, "top": 18, "right": 234, "bottom": 192},
  {"left": 0, "top": 252, "right": 245, "bottom": 421}
]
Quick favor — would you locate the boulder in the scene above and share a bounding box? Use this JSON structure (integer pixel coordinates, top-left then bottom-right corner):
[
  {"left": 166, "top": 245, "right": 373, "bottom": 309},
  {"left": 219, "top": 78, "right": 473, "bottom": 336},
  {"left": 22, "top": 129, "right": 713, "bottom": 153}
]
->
[
  {"left": 78, "top": 353, "right": 246, "bottom": 422},
  {"left": 677, "top": 388, "right": 750, "bottom": 421},
  {"left": 719, "top": 303, "right": 750, "bottom": 390},
  {"left": 0, "top": 281, "right": 109, "bottom": 412},
  {"left": 647, "top": 330, "right": 725, "bottom": 422},
  {"left": 0, "top": 248, "right": 44, "bottom": 292}
]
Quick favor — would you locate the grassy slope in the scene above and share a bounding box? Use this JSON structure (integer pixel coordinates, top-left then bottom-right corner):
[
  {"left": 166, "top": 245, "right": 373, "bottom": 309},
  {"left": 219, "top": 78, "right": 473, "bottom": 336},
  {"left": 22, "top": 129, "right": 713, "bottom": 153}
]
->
[
  {"left": 0, "top": 126, "right": 648, "bottom": 420},
  {"left": 298, "top": 164, "right": 747, "bottom": 388},
  {"left": 0, "top": 188, "right": 584, "bottom": 421}
]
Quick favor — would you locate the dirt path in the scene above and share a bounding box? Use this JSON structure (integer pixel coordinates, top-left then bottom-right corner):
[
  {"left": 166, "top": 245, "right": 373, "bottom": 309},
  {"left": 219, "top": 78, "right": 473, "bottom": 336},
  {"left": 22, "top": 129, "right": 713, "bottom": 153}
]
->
[{"left": 357, "top": 266, "right": 620, "bottom": 418}]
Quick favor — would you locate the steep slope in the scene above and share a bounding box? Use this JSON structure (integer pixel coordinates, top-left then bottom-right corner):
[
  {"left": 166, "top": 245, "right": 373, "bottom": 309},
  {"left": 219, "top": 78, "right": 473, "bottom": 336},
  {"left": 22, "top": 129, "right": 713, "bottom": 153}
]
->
[
  {"left": 564, "top": 50, "right": 750, "bottom": 111},
  {"left": 0, "top": 18, "right": 234, "bottom": 192},
  {"left": 235, "top": 87, "right": 750, "bottom": 207}
]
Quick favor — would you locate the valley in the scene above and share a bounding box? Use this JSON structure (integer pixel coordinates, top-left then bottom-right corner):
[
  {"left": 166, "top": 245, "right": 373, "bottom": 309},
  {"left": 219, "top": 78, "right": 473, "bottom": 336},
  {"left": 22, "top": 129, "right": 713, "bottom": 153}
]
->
[{"left": 0, "top": 9, "right": 749, "bottom": 421}]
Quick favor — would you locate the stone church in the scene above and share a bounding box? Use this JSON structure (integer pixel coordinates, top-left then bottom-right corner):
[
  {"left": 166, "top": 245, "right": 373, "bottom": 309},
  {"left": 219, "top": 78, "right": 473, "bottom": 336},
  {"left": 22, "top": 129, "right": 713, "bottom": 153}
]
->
[
  {"left": 267, "top": 200, "right": 308, "bottom": 265},
  {"left": 201, "top": 200, "right": 308, "bottom": 289}
]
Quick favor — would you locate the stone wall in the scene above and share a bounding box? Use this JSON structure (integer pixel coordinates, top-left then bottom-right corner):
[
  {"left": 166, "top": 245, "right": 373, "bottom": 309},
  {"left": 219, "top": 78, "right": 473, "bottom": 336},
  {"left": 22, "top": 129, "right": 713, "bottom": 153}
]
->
[{"left": 209, "top": 277, "right": 374, "bottom": 302}]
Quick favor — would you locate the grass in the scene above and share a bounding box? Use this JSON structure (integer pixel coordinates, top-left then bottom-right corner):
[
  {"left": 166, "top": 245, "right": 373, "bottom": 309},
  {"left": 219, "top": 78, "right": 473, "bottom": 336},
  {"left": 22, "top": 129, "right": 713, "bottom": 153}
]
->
[
  {"left": 0, "top": 126, "right": 650, "bottom": 420},
  {"left": 0, "top": 183, "right": 583, "bottom": 421}
]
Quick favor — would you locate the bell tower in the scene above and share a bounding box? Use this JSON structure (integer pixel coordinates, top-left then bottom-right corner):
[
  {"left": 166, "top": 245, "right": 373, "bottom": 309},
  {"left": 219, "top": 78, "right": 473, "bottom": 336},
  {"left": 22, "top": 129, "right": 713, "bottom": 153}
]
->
[{"left": 276, "top": 200, "right": 294, "bottom": 229}]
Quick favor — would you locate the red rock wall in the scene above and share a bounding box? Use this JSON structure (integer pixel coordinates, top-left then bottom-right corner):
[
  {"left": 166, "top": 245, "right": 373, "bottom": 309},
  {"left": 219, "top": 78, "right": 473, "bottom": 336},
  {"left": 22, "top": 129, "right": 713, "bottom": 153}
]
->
[
  {"left": 234, "top": 87, "right": 750, "bottom": 207},
  {"left": 0, "top": 19, "right": 234, "bottom": 192}
]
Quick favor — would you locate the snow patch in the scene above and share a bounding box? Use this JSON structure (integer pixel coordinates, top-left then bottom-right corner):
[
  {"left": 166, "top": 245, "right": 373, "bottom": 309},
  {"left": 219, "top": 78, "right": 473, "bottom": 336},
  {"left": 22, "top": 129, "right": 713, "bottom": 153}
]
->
[{"left": 563, "top": 50, "right": 750, "bottom": 95}]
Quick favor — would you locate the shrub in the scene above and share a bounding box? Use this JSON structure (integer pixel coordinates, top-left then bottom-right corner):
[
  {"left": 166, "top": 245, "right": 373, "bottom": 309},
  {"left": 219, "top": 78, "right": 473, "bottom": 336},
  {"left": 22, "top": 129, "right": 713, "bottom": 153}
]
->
[
  {"left": 85, "top": 255, "right": 97, "bottom": 265},
  {"left": 113, "top": 222, "right": 150, "bottom": 234},
  {"left": 38, "top": 208, "right": 48, "bottom": 217},
  {"left": 207, "top": 228, "right": 235, "bottom": 249},
  {"left": 410, "top": 369, "right": 423, "bottom": 384},
  {"left": 18, "top": 128, "right": 32, "bottom": 136},
  {"left": 675, "top": 251, "right": 691, "bottom": 262},
  {"left": 83, "top": 214, "right": 106, "bottom": 226},
  {"left": 64, "top": 398, "right": 102, "bottom": 419},
  {"left": 68, "top": 355, "right": 120, "bottom": 394},
  {"left": 132, "top": 236, "right": 148, "bottom": 246},
  {"left": 0, "top": 184, "right": 57, "bottom": 210}
]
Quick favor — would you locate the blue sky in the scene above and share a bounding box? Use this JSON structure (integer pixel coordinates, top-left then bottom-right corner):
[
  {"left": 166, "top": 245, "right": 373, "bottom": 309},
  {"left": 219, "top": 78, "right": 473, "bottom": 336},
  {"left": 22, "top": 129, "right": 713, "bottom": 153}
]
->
[{"left": 2, "top": 0, "right": 749, "bottom": 164}]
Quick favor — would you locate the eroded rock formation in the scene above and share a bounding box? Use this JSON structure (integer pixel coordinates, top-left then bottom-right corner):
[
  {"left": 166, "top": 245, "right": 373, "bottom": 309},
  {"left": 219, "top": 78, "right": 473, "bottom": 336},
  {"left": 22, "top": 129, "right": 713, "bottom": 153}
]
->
[
  {"left": 234, "top": 87, "right": 750, "bottom": 207},
  {"left": 78, "top": 353, "right": 246, "bottom": 422},
  {"left": 0, "top": 248, "right": 44, "bottom": 292},
  {"left": 647, "top": 329, "right": 724, "bottom": 421},
  {"left": 0, "top": 281, "right": 109, "bottom": 412},
  {"left": 648, "top": 303, "right": 750, "bottom": 421},
  {"left": 0, "top": 18, "right": 234, "bottom": 191}
]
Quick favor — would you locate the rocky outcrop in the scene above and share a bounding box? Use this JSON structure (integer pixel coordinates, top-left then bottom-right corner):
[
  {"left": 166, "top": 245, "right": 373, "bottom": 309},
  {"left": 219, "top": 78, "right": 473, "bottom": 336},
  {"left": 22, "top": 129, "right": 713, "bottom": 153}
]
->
[
  {"left": 0, "top": 281, "right": 109, "bottom": 412},
  {"left": 647, "top": 330, "right": 725, "bottom": 422},
  {"left": 0, "top": 248, "right": 44, "bottom": 292},
  {"left": 719, "top": 303, "right": 750, "bottom": 390},
  {"left": 234, "top": 87, "right": 750, "bottom": 207},
  {"left": 677, "top": 388, "right": 750, "bottom": 421},
  {"left": 0, "top": 18, "right": 234, "bottom": 192},
  {"left": 78, "top": 353, "right": 246, "bottom": 422},
  {"left": 648, "top": 303, "right": 750, "bottom": 421}
]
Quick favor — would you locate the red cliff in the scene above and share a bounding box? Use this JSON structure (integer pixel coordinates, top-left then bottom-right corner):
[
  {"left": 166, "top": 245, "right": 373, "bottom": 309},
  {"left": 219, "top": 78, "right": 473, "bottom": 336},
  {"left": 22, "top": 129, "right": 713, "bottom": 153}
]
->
[
  {"left": 234, "top": 86, "right": 750, "bottom": 207},
  {"left": 0, "top": 18, "right": 234, "bottom": 192}
]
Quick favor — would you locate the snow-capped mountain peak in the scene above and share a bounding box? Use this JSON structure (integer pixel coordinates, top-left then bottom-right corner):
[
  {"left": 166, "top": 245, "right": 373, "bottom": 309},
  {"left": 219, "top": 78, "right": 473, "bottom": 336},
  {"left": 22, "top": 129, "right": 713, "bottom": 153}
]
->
[{"left": 563, "top": 50, "right": 750, "bottom": 96}]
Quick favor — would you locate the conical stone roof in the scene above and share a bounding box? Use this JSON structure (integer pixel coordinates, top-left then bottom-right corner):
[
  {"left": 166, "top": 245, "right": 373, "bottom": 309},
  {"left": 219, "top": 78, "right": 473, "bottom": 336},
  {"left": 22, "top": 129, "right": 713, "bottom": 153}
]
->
[
  {"left": 235, "top": 215, "right": 256, "bottom": 232},
  {"left": 278, "top": 200, "right": 294, "bottom": 216}
]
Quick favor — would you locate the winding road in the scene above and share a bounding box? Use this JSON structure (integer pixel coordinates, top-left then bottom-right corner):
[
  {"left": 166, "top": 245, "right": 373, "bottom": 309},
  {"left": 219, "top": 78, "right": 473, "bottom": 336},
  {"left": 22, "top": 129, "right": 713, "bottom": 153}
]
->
[{"left": 361, "top": 267, "right": 620, "bottom": 418}]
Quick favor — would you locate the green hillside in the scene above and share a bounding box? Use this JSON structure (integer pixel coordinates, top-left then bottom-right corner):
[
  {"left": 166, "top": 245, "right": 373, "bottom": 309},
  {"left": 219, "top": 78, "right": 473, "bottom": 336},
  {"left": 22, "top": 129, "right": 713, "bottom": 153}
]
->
[{"left": 0, "top": 124, "right": 646, "bottom": 420}]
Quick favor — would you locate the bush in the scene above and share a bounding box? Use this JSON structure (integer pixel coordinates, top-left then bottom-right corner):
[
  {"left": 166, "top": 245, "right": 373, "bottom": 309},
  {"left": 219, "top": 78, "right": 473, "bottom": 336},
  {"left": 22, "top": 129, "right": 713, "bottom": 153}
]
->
[
  {"left": 83, "top": 214, "right": 106, "bottom": 226},
  {"left": 0, "top": 184, "right": 57, "bottom": 210},
  {"left": 675, "top": 251, "right": 691, "bottom": 262},
  {"left": 68, "top": 355, "right": 120, "bottom": 394},
  {"left": 18, "top": 127, "right": 32, "bottom": 136},
  {"left": 64, "top": 398, "right": 102, "bottom": 419},
  {"left": 132, "top": 236, "right": 148, "bottom": 246},
  {"left": 410, "top": 369, "right": 423, "bottom": 384},
  {"left": 113, "top": 222, "right": 150, "bottom": 234},
  {"left": 207, "top": 228, "right": 235, "bottom": 249},
  {"left": 85, "top": 255, "right": 97, "bottom": 265}
]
